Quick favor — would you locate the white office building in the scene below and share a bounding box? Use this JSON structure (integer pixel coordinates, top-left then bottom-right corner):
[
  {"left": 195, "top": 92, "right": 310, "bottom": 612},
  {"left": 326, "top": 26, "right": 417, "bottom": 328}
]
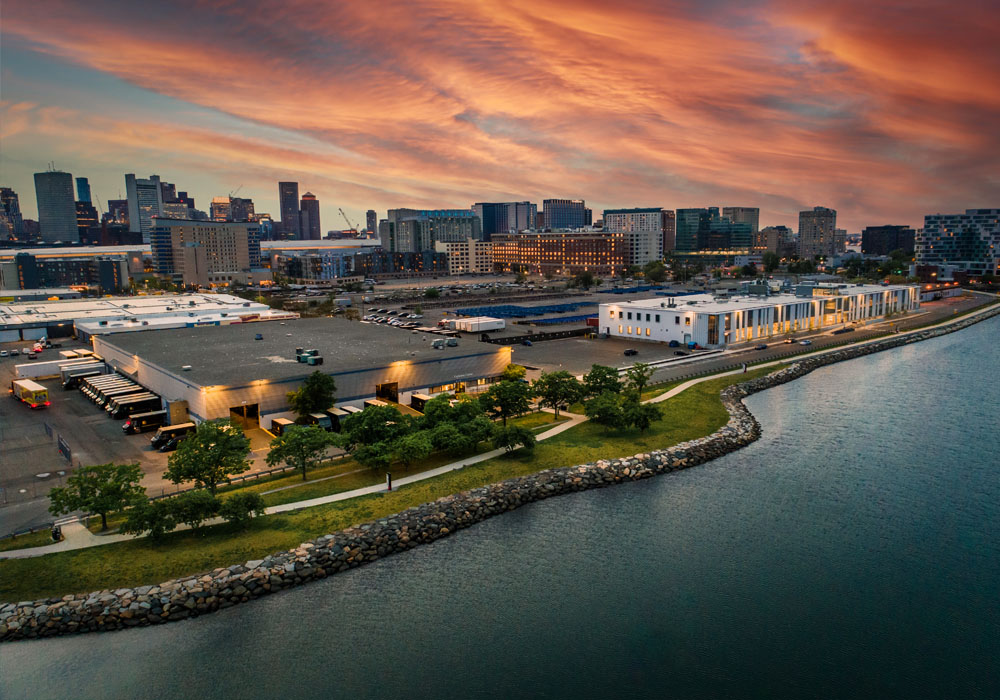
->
[
  {"left": 126, "top": 174, "right": 165, "bottom": 242},
  {"left": 599, "top": 283, "right": 920, "bottom": 348},
  {"left": 603, "top": 208, "right": 665, "bottom": 266}
]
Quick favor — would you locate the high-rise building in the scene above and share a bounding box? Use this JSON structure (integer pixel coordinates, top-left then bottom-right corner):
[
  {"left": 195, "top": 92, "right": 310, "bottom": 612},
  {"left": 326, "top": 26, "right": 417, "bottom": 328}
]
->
[
  {"left": 34, "top": 170, "right": 79, "bottom": 243},
  {"left": 160, "top": 181, "right": 177, "bottom": 204},
  {"left": 75, "top": 177, "right": 92, "bottom": 204},
  {"left": 492, "top": 230, "right": 625, "bottom": 276},
  {"left": 366, "top": 209, "right": 377, "bottom": 235},
  {"left": 603, "top": 208, "right": 665, "bottom": 266},
  {"left": 798, "top": 207, "right": 838, "bottom": 259},
  {"left": 105, "top": 199, "right": 129, "bottom": 225},
  {"left": 76, "top": 201, "right": 99, "bottom": 238},
  {"left": 473, "top": 202, "right": 538, "bottom": 239},
  {"left": 278, "top": 181, "right": 300, "bottom": 239},
  {"left": 383, "top": 209, "right": 481, "bottom": 253},
  {"left": 0, "top": 187, "right": 25, "bottom": 238},
  {"left": 861, "top": 225, "right": 915, "bottom": 256},
  {"left": 675, "top": 208, "right": 719, "bottom": 252},
  {"left": 299, "top": 192, "right": 321, "bottom": 240},
  {"left": 125, "top": 174, "right": 165, "bottom": 242},
  {"left": 916, "top": 209, "right": 1000, "bottom": 276},
  {"left": 230, "top": 197, "right": 255, "bottom": 223},
  {"left": 151, "top": 219, "right": 262, "bottom": 287},
  {"left": 722, "top": 207, "right": 760, "bottom": 233},
  {"left": 661, "top": 210, "right": 676, "bottom": 254},
  {"left": 210, "top": 197, "right": 232, "bottom": 222},
  {"left": 756, "top": 226, "right": 795, "bottom": 256},
  {"left": 434, "top": 238, "right": 495, "bottom": 275},
  {"left": 543, "top": 199, "right": 586, "bottom": 229}
]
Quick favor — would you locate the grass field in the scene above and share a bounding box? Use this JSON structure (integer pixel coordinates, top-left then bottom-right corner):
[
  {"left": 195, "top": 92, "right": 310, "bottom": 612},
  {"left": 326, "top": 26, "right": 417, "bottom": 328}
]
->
[
  {"left": 0, "top": 368, "right": 771, "bottom": 602},
  {"left": 0, "top": 530, "right": 54, "bottom": 553}
]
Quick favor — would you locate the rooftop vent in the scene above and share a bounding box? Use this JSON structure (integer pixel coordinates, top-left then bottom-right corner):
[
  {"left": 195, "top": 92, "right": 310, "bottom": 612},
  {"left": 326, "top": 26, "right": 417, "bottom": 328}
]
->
[
  {"left": 181, "top": 365, "right": 192, "bottom": 371},
  {"left": 254, "top": 333, "right": 263, "bottom": 340},
  {"left": 243, "top": 302, "right": 250, "bottom": 307}
]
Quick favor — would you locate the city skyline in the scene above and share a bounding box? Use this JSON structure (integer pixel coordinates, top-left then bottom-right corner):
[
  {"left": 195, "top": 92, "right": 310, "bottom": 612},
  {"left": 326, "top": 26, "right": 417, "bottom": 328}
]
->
[{"left": 2, "top": 1, "right": 998, "bottom": 233}]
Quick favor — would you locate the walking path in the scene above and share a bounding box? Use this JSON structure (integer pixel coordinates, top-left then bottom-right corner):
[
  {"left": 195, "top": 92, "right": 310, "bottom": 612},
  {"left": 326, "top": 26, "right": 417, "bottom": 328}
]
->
[{"left": 3, "top": 297, "right": 996, "bottom": 560}]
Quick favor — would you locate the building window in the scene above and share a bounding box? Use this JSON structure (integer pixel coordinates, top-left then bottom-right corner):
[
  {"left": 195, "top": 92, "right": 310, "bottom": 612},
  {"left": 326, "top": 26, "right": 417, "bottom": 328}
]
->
[
  {"left": 618, "top": 325, "right": 623, "bottom": 334},
  {"left": 655, "top": 315, "right": 660, "bottom": 323},
  {"left": 685, "top": 317, "right": 691, "bottom": 326},
  {"left": 645, "top": 328, "right": 650, "bottom": 336},
  {"left": 627, "top": 326, "right": 632, "bottom": 334},
  {"left": 609, "top": 310, "right": 616, "bottom": 318},
  {"left": 675, "top": 317, "right": 680, "bottom": 325},
  {"left": 645, "top": 314, "right": 650, "bottom": 322},
  {"left": 627, "top": 312, "right": 632, "bottom": 320}
]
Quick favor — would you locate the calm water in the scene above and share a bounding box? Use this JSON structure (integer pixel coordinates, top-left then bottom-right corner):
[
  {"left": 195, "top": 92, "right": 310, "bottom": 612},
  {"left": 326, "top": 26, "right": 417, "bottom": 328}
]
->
[{"left": 3, "top": 317, "right": 999, "bottom": 699}]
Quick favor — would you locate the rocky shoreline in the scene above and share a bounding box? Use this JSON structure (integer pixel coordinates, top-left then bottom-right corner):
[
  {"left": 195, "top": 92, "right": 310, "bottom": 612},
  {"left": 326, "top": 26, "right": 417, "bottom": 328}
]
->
[{"left": 3, "top": 303, "right": 998, "bottom": 642}]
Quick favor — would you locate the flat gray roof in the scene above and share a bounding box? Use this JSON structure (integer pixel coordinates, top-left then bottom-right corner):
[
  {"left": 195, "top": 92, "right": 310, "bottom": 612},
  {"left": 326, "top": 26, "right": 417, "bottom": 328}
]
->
[{"left": 99, "top": 317, "right": 497, "bottom": 386}]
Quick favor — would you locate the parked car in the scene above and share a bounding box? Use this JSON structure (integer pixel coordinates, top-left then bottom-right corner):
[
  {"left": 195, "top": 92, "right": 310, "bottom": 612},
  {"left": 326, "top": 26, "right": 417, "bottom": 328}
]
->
[
  {"left": 673, "top": 350, "right": 687, "bottom": 356},
  {"left": 0, "top": 350, "right": 8, "bottom": 357},
  {"left": 799, "top": 339, "right": 813, "bottom": 346},
  {"left": 783, "top": 338, "right": 795, "bottom": 344},
  {"left": 521, "top": 340, "right": 533, "bottom": 346},
  {"left": 10, "top": 349, "right": 18, "bottom": 356},
  {"left": 754, "top": 344, "right": 768, "bottom": 350},
  {"left": 624, "top": 348, "right": 639, "bottom": 356},
  {"left": 668, "top": 340, "right": 680, "bottom": 347}
]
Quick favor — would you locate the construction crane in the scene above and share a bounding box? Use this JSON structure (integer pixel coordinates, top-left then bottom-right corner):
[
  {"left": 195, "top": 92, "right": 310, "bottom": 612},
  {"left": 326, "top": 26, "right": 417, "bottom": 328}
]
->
[
  {"left": 228, "top": 184, "right": 243, "bottom": 198},
  {"left": 339, "top": 207, "right": 360, "bottom": 233}
]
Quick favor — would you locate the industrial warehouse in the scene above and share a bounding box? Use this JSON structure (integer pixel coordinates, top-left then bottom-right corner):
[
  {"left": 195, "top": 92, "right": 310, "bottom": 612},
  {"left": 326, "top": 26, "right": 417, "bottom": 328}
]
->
[
  {"left": 598, "top": 282, "right": 921, "bottom": 348},
  {"left": 92, "top": 318, "right": 511, "bottom": 429}
]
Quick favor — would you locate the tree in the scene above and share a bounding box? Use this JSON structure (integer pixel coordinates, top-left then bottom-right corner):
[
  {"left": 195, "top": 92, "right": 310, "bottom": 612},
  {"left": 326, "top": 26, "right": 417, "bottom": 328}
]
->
[
  {"left": 169, "top": 490, "right": 220, "bottom": 530},
  {"left": 429, "top": 418, "right": 493, "bottom": 456},
  {"left": 621, "top": 396, "right": 662, "bottom": 432},
  {"left": 762, "top": 251, "right": 780, "bottom": 273},
  {"left": 533, "top": 370, "right": 582, "bottom": 419},
  {"left": 492, "top": 425, "right": 536, "bottom": 454},
  {"left": 624, "top": 363, "right": 653, "bottom": 397},
  {"left": 643, "top": 260, "right": 667, "bottom": 283},
  {"left": 219, "top": 492, "right": 267, "bottom": 528},
  {"left": 583, "top": 364, "right": 621, "bottom": 397},
  {"left": 740, "top": 263, "right": 758, "bottom": 278},
  {"left": 120, "top": 499, "right": 176, "bottom": 541},
  {"left": 500, "top": 363, "right": 527, "bottom": 382},
  {"left": 353, "top": 442, "right": 393, "bottom": 471},
  {"left": 572, "top": 271, "right": 595, "bottom": 289},
  {"left": 584, "top": 391, "right": 625, "bottom": 432},
  {"left": 48, "top": 462, "right": 146, "bottom": 531},
  {"left": 391, "top": 431, "right": 434, "bottom": 468},
  {"left": 424, "top": 287, "right": 440, "bottom": 299},
  {"left": 343, "top": 308, "right": 361, "bottom": 321},
  {"left": 286, "top": 371, "right": 337, "bottom": 420},
  {"left": 267, "top": 425, "right": 337, "bottom": 480},
  {"left": 515, "top": 271, "right": 528, "bottom": 284},
  {"left": 340, "top": 404, "right": 412, "bottom": 450},
  {"left": 164, "top": 419, "right": 251, "bottom": 494},
  {"left": 479, "top": 380, "right": 534, "bottom": 427}
]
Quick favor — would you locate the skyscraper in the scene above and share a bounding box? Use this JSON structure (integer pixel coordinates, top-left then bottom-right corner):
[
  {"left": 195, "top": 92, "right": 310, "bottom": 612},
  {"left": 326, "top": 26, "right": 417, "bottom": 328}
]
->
[
  {"left": 543, "top": 199, "right": 586, "bottom": 229},
  {"left": 384, "top": 209, "right": 481, "bottom": 252},
  {"left": 917, "top": 209, "right": 1000, "bottom": 276},
  {"left": 603, "top": 208, "right": 665, "bottom": 266},
  {"left": 125, "top": 173, "right": 165, "bottom": 242},
  {"left": 722, "top": 207, "right": 759, "bottom": 233},
  {"left": 366, "top": 209, "right": 377, "bottom": 235},
  {"left": 230, "top": 197, "right": 255, "bottom": 223},
  {"left": 861, "top": 225, "right": 916, "bottom": 256},
  {"left": 661, "top": 210, "right": 676, "bottom": 254},
  {"left": 675, "top": 208, "right": 719, "bottom": 251},
  {"left": 34, "top": 170, "right": 79, "bottom": 242},
  {"left": 278, "top": 182, "right": 300, "bottom": 239},
  {"left": 798, "top": 206, "right": 838, "bottom": 259},
  {"left": 0, "top": 187, "right": 25, "bottom": 238},
  {"left": 210, "top": 197, "right": 232, "bottom": 221},
  {"left": 473, "top": 202, "right": 537, "bottom": 239},
  {"left": 300, "top": 192, "right": 321, "bottom": 240},
  {"left": 75, "top": 177, "right": 92, "bottom": 204}
]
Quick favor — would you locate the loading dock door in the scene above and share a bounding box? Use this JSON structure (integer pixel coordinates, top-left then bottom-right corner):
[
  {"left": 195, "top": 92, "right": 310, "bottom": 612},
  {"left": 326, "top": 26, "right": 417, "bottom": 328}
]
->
[
  {"left": 375, "top": 382, "right": 399, "bottom": 403},
  {"left": 229, "top": 403, "right": 259, "bottom": 429}
]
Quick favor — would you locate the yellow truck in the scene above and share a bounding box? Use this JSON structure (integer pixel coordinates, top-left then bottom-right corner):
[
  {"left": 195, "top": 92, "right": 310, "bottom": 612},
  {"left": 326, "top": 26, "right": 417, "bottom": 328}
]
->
[{"left": 11, "top": 379, "right": 50, "bottom": 408}]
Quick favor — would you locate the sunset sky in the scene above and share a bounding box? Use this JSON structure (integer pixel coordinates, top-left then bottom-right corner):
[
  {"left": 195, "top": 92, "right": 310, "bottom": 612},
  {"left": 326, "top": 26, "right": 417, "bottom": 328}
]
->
[{"left": 2, "top": 0, "right": 997, "bottom": 232}]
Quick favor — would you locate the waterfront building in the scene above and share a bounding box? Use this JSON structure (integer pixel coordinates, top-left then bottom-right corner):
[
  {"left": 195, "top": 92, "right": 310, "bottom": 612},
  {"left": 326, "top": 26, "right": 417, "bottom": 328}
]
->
[
  {"left": 125, "top": 174, "right": 165, "bottom": 242},
  {"left": 722, "top": 207, "right": 760, "bottom": 233},
  {"left": 34, "top": 170, "right": 79, "bottom": 243},
  {"left": 798, "top": 207, "right": 838, "bottom": 259},
  {"left": 603, "top": 208, "right": 666, "bottom": 266},
  {"left": 916, "top": 209, "right": 999, "bottom": 276},
  {"left": 599, "top": 282, "right": 920, "bottom": 348},
  {"left": 491, "top": 230, "right": 625, "bottom": 276},
  {"left": 299, "top": 192, "right": 321, "bottom": 240},
  {"left": 278, "top": 181, "right": 301, "bottom": 239},
  {"left": 862, "top": 225, "right": 916, "bottom": 257},
  {"left": 435, "top": 238, "right": 494, "bottom": 275},
  {"left": 543, "top": 199, "right": 586, "bottom": 230},
  {"left": 150, "top": 219, "right": 263, "bottom": 287}
]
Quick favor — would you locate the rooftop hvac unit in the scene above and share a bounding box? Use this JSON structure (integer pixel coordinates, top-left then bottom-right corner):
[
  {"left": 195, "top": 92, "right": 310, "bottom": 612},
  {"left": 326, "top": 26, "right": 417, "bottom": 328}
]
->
[
  {"left": 166, "top": 307, "right": 173, "bottom": 311},
  {"left": 254, "top": 334, "right": 263, "bottom": 340},
  {"left": 189, "top": 301, "right": 196, "bottom": 306},
  {"left": 182, "top": 365, "right": 192, "bottom": 371},
  {"left": 142, "top": 321, "right": 149, "bottom": 326},
  {"left": 243, "top": 302, "right": 250, "bottom": 307},
  {"left": 307, "top": 355, "right": 323, "bottom": 366}
]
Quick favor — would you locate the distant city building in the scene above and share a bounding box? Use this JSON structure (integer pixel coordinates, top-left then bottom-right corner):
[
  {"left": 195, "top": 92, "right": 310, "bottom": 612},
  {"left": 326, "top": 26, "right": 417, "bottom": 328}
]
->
[
  {"left": 798, "top": 206, "right": 838, "bottom": 259},
  {"left": 34, "top": 170, "right": 79, "bottom": 243},
  {"left": 492, "top": 230, "right": 625, "bottom": 276},
  {"left": 278, "top": 181, "right": 300, "bottom": 239},
  {"left": 661, "top": 210, "right": 676, "bottom": 254},
  {"left": 366, "top": 209, "right": 377, "bottom": 235},
  {"left": 162, "top": 202, "right": 207, "bottom": 220},
  {"left": 0, "top": 252, "right": 128, "bottom": 293},
  {"left": 75, "top": 177, "right": 92, "bottom": 204},
  {"left": 756, "top": 225, "right": 795, "bottom": 256},
  {"left": 603, "top": 208, "right": 665, "bottom": 266},
  {"left": 722, "top": 207, "right": 760, "bottom": 233},
  {"left": 76, "top": 201, "right": 100, "bottom": 240},
  {"left": 210, "top": 197, "right": 231, "bottom": 222},
  {"left": 105, "top": 199, "right": 129, "bottom": 225},
  {"left": 472, "top": 202, "right": 537, "bottom": 239},
  {"left": 675, "top": 207, "right": 752, "bottom": 252},
  {"left": 151, "top": 219, "right": 263, "bottom": 287},
  {"left": 675, "top": 208, "right": 719, "bottom": 252},
  {"left": 434, "top": 238, "right": 494, "bottom": 275},
  {"left": 275, "top": 248, "right": 447, "bottom": 283},
  {"left": 381, "top": 209, "right": 481, "bottom": 253},
  {"left": 299, "top": 192, "right": 321, "bottom": 240},
  {"left": 862, "top": 225, "right": 916, "bottom": 256},
  {"left": 543, "top": 199, "right": 586, "bottom": 230},
  {"left": 916, "top": 209, "right": 1000, "bottom": 276},
  {"left": 535, "top": 211, "right": 545, "bottom": 229},
  {"left": 230, "top": 197, "right": 255, "bottom": 223},
  {"left": 160, "top": 181, "right": 177, "bottom": 204},
  {"left": 0, "top": 187, "right": 25, "bottom": 238},
  {"left": 125, "top": 174, "right": 165, "bottom": 242}
]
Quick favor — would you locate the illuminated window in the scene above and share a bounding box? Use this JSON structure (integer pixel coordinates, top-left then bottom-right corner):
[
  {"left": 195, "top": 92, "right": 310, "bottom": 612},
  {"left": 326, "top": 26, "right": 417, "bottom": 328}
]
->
[
  {"left": 645, "top": 328, "right": 650, "bottom": 336},
  {"left": 618, "top": 325, "right": 623, "bottom": 333},
  {"left": 685, "top": 317, "right": 691, "bottom": 326},
  {"left": 627, "top": 326, "right": 632, "bottom": 334}
]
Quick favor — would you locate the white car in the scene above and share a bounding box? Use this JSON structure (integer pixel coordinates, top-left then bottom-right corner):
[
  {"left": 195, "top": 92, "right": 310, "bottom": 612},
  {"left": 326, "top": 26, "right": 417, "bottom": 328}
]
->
[{"left": 0, "top": 350, "right": 8, "bottom": 357}]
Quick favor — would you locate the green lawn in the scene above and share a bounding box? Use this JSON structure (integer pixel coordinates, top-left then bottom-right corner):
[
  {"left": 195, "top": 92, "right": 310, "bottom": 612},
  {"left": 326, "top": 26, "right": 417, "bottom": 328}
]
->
[
  {"left": 0, "top": 530, "right": 54, "bottom": 553},
  {"left": 0, "top": 368, "right": 771, "bottom": 602}
]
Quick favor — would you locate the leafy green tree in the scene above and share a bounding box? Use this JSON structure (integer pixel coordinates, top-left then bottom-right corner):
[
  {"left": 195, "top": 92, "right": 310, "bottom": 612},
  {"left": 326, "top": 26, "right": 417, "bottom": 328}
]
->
[
  {"left": 500, "top": 363, "right": 527, "bottom": 382},
  {"left": 762, "top": 251, "right": 780, "bottom": 273},
  {"left": 391, "top": 431, "right": 434, "bottom": 468},
  {"left": 492, "top": 425, "right": 536, "bottom": 453},
  {"left": 583, "top": 364, "right": 621, "bottom": 397},
  {"left": 169, "top": 490, "right": 220, "bottom": 530},
  {"left": 740, "top": 263, "right": 758, "bottom": 278},
  {"left": 424, "top": 287, "right": 440, "bottom": 299},
  {"left": 120, "top": 499, "right": 176, "bottom": 541},
  {"left": 624, "top": 362, "right": 654, "bottom": 397},
  {"left": 515, "top": 271, "right": 528, "bottom": 284},
  {"left": 621, "top": 396, "right": 662, "bottom": 432},
  {"left": 354, "top": 442, "right": 393, "bottom": 471},
  {"left": 533, "top": 370, "right": 582, "bottom": 419},
  {"left": 48, "top": 462, "right": 146, "bottom": 531},
  {"left": 266, "top": 424, "right": 337, "bottom": 480},
  {"left": 164, "top": 419, "right": 251, "bottom": 494},
  {"left": 584, "top": 391, "right": 625, "bottom": 432},
  {"left": 479, "top": 380, "right": 534, "bottom": 427},
  {"left": 340, "top": 404, "right": 411, "bottom": 450},
  {"left": 572, "top": 270, "right": 595, "bottom": 289},
  {"left": 286, "top": 371, "right": 337, "bottom": 419},
  {"left": 219, "top": 492, "right": 267, "bottom": 528},
  {"left": 643, "top": 260, "right": 667, "bottom": 283}
]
